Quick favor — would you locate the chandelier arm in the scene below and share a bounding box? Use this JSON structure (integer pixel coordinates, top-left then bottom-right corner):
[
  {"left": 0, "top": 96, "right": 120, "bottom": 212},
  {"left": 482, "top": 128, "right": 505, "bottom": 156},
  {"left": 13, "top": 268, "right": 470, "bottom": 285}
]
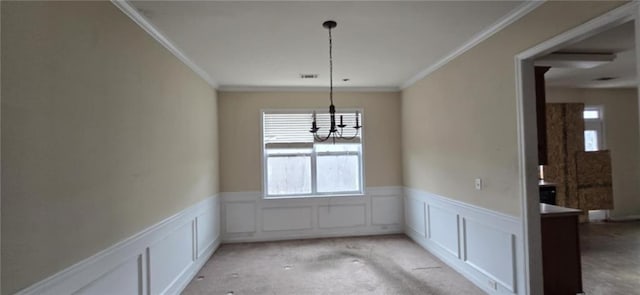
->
[
  {"left": 314, "top": 132, "right": 333, "bottom": 143},
  {"left": 339, "top": 127, "right": 361, "bottom": 141}
]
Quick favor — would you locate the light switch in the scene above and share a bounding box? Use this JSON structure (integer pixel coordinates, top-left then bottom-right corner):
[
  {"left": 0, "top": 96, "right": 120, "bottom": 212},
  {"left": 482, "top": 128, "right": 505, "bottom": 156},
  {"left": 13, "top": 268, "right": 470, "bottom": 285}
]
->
[{"left": 475, "top": 178, "right": 483, "bottom": 190}]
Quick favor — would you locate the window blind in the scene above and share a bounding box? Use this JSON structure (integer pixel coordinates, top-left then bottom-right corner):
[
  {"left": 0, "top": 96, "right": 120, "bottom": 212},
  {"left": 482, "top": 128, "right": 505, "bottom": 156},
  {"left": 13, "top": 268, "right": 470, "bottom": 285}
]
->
[{"left": 263, "top": 111, "right": 361, "bottom": 147}]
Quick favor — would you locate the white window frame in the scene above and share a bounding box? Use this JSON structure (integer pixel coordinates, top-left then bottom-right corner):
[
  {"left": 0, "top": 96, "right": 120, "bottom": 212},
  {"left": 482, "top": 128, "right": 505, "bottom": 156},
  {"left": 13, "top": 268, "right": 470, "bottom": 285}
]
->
[
  {"left": 584, "top": 105, "right": 606, "bottom": 151},
  {"left": 261, "top": 109, "right": 366, "bottom": 199}
]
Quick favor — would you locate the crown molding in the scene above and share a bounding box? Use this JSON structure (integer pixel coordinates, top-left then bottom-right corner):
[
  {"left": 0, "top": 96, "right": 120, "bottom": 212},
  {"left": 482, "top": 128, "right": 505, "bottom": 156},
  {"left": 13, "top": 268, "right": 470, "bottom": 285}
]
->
[
  {"left": 110, "top": 0, "right": 219, "bottom": 89},
  {"left": 400, "top": 0, "right": 545, "bottom": 90},
  {"left": 112, "top": 0, "right": 543, "bottom": 92},
  {"left": 217, "top": 86, "right": 400, "bottom": 93}
]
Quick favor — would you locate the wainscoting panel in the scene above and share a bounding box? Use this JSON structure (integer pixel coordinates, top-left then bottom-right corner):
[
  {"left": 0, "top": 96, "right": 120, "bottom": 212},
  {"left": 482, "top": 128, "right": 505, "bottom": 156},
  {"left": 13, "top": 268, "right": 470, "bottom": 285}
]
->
[
  {"left": 196, "top": 209, "right": 218, "bottom": 258},
  {"left": 262, "top": 207, "right": 313, "bottom": 231},
  {"left": 221, "top": 187, "right": 404, "bottom": 242},
  {"left": 405, "top": 196, "right": 426, "bottom": 237},
  {"left": 404, "top": 188, "right": 524, "bottom": 295},
  {"left": 463, "top": 218, "right": 516, "bottom": 292},
  {"left": 73, "top": 256, "right": 141, "bottom": 295},
  {"left": 318, "top": 204, "right": 366, "bottom": 229},
  {"left": 17, "top": 195, "right": 221, "bottom": 295},
  {"left": 428, "top": 205, "right": 460, "bottom": 258},
  {"left": 371, "top": 195, "right": 403, "bottom": 225},
  {"left": 224, "top": 201, "right": 257, "bottom": 234},
  {"left": 149, "top": 221, "right": 194, "bottom": 294}
]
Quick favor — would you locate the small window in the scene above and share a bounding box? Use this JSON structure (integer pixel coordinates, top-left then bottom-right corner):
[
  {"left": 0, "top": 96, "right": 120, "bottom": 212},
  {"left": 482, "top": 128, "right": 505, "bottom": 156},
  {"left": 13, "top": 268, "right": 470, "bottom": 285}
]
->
[
  {"left": 584, "top": 130, "right": 599, "bottom": 151},
  {"left": 583, "top": 109, "right": 601, "bottom": 119},
  {"left": 583, "top": 106, "right": 604, "bottom": 151},
  {"left": 262, "top": 110, "right": 364, "bottom": 198}
]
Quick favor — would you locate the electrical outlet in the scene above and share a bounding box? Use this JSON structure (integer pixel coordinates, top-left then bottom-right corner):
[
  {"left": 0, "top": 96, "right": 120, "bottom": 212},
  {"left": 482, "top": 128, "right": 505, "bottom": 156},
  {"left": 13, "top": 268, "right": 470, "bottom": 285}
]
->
[
  {"left": 488, "top": 279, "right": 498, "bottom": 290},
  {"left": 475, "top": 178, "right": 483, "bottom": 190}
]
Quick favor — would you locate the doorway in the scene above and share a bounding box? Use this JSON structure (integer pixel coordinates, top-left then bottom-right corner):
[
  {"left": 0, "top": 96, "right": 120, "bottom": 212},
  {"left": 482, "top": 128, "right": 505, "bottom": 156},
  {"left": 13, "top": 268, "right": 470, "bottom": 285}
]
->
[{"left": 514, "top": 2, "right": 640, "bottom": 294}]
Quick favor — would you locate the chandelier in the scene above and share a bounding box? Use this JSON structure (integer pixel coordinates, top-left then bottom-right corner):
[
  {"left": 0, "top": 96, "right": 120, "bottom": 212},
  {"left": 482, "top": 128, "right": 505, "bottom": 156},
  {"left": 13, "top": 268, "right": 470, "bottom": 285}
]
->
[{"left": 309, "top": 20, "right": 362, "bottom": 142}]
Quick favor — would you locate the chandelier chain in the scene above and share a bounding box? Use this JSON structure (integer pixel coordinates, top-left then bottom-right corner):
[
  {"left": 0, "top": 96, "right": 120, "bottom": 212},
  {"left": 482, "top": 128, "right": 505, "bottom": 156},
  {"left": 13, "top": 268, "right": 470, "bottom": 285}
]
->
[
  {"left": 329, "top": 26, "right": 333, "bottom": 106},
  {"left": 310, "top": 20, "right": 362, "bottom": 143}
]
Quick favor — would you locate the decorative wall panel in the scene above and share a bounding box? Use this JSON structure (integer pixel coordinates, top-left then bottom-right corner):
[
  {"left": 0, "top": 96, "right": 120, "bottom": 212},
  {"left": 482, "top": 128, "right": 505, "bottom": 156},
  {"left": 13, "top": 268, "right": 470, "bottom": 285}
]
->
[
  {"left": 405, "top": 188, "right": 524, "bottom": 295},
  {"left": 221, "top": 187, "right": 404, "bottom": 242}
]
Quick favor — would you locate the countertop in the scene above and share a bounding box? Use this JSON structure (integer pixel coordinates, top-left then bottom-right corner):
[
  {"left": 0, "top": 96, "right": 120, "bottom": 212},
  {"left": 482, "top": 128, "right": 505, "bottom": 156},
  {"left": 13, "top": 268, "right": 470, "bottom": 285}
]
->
[
  {"left": 540, "top": 203, "right": 581, "bottom": 217},
  {"left": 539, "top": 180, "right": 557, "bottom": 187}
]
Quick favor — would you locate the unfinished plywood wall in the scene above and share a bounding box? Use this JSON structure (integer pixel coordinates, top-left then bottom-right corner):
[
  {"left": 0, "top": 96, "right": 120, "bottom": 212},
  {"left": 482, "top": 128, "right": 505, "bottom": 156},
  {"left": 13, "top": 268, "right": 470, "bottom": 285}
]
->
[
  {"left": 576, "top": 150, "right": 614, "bottom": 210},
  {"left": 545, "top": 103, "right": 585, "bottom": 209}
]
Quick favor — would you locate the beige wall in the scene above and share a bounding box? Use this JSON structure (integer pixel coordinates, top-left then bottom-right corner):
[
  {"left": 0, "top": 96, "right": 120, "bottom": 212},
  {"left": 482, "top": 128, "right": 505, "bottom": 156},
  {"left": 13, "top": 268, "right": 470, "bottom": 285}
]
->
[
  {"left": 401, "top": 1, "right": 626, "bottom": 216},
  {"left": 1, "top": 2, "right": 219, "bottom": 293},
  {"left": 547, "top": 87, "right": 640, "bottom": 218},
  {"left": 219, "top": 91, "right": 402, "bottom": 192}
]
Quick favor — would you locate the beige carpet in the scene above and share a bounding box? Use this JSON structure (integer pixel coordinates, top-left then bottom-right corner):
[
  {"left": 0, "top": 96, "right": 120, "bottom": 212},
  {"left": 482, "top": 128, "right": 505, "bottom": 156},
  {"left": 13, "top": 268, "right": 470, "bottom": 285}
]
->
[{"left": 182, "top": 234, "right": 483, "bottom": 295}]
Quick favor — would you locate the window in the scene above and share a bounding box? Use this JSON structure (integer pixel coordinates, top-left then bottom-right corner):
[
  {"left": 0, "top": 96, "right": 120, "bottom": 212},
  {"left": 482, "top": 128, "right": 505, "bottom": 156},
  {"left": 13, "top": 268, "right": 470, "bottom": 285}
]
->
[
  {"left": 262, "top": 110, "right": 364, "bottom": 198},
  {"left": 583, "top": 106, "right": 604, "bottom": 152},
  {"left": 583, "top": 110, "right": 600, "bottom": 119},
  {"left": 584, "top": 130, "right": 599, "bottom": 151}
]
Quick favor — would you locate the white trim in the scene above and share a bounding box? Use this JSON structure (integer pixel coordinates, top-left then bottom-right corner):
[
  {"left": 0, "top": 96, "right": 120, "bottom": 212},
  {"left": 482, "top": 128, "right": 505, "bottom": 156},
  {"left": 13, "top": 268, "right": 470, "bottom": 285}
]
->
[
  {"left": 0, "top": 2, "right": 3, "bottom": 292},
  {"left": 608, "top": 214, "right": 640, "bottom": 222},
  {"left": 110, "top": 0, "right": 218, "bottom": 89},
  {"left": 221, "top": 186, "right": 403, "bottom": 243},
  {"left": 404, "top": 187, "right": 524, "bottom": 295},
  {"left": 516, "top": 4, "right": 636, "bottom": 60},
  {"left": 514, "top": 2, "right": 639, "bottom": 295},
  {"left": 218, "top": 86, "right": 399, "bottom": 93},
  {"left": 404, "top": 188, "right": 519, "bottom": 225},
  {"left": 514, "top": 57, "right": 542, "bottom": 295},
  {"left": 163, "top": 241, "right": 217, "bottom": 295},
  {"left": 636, "top": 4, "right": 640, "bottom": 144},
  {"left": 110, "top": 0, "right": 541, "bottom": 92},
  {"left": 16, "top": 195, "right": 221, "bottom": 295},
  {"left": 400, "top": 1, "right": 543, "bottom": 89}
]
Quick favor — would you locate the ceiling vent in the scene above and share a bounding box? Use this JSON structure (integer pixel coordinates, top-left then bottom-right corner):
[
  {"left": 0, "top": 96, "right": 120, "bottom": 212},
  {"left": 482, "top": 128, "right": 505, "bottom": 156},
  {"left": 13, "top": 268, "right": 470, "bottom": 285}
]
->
[
  {"left": 594, "top": 77, "right": 617, "bottom": 81},
  {"left": 300, "top": 74, "right": 318, "bottom": 79}
]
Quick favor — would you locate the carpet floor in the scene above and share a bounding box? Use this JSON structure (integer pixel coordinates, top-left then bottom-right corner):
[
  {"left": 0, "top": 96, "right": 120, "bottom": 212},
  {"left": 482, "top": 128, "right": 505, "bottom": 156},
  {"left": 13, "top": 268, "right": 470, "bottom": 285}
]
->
[
  {"left": 580, "top": 221, "right": 640, "bottom": 295},
  {"left": 182, "top": 234, "right": 484, "bottom": 295}
]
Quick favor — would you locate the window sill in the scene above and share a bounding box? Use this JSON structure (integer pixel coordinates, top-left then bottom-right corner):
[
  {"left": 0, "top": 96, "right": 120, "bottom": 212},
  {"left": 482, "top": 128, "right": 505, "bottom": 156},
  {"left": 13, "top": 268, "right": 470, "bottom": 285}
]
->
[{"left": 263, "top": 192, "right": 365, "bottom": 200}]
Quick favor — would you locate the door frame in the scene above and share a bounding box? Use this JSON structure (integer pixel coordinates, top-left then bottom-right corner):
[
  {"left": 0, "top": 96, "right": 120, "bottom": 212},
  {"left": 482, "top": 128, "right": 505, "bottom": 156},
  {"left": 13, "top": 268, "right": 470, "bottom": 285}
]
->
[{"left": 514, "top": 2, "right": 640, "bottom": 294}]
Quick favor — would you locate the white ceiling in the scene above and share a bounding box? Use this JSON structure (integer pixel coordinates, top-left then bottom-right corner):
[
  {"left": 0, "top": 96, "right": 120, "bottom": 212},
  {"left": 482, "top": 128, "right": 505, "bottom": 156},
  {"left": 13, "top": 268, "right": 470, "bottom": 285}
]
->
[
  {"left": 129, "top": 1, "right": 524, "bottom": 89},
  {"left": 544, "top": 21, "right": 637, "bottom": 89}
]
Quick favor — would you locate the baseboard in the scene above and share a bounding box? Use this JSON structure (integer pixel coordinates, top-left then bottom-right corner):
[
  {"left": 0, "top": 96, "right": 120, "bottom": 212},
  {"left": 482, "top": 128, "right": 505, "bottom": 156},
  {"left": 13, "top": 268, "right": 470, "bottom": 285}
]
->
[
  {"left": 16, "top": 195, "right": 221, "bottom": 295},
  {"left": 404, "top": 187, "right": 525, "bottom": 295},
  {"left": 164, "top": 236, "right": 221, "bottom": 295},
  {"left": 607, "top": 214, "right": 640, "bottom": 222},
  {"left": 220, "top": 186, "right": 404, "bottom": 243}
]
